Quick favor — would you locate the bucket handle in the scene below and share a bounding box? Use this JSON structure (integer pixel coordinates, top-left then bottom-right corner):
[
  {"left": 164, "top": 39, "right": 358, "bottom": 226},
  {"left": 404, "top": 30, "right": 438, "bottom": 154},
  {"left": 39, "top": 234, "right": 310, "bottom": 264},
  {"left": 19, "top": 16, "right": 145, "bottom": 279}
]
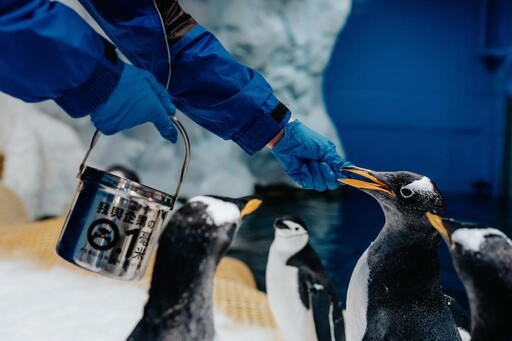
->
[{"left": 78, "top": 115, "right": 190, "bottom": 209}]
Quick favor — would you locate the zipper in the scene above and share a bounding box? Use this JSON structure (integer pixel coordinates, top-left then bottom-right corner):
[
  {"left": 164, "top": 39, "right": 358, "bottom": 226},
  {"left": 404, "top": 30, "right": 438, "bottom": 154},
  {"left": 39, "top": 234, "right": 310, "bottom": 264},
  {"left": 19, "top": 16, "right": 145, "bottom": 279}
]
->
[{"left": 152, "top": 0, "right": 172, "bottom": 90}]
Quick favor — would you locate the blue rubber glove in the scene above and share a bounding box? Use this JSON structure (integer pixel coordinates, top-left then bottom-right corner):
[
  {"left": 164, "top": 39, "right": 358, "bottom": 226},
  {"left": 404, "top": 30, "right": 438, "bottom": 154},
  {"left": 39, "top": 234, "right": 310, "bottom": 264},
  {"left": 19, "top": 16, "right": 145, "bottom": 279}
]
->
[
  {"left": 271, "top": 120, "right": 350, "bottom": 191},
  {"left": 89, "top": 64, "right": 178, "bottom": 142}
]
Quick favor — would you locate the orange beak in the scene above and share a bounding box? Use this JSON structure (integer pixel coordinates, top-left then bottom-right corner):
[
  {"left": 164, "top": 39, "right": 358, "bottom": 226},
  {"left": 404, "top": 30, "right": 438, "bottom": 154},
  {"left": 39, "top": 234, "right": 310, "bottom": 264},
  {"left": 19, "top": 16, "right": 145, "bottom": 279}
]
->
[{"left": 338, "top": 166, "right": 395, "bottom": 197}]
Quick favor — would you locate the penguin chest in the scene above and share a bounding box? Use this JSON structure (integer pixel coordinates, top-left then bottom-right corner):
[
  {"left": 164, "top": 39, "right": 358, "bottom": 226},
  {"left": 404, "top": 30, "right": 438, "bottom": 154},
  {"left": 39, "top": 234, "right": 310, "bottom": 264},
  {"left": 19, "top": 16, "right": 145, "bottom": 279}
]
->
[
  {"left": 357, "top": 252, "right": 462, "bottom": 341},
  {"left": 266, "top": 263, "right": 317, "bottom": 341},
  {"left": 345, "top": 248, "right": 370, "bottom": 341}
]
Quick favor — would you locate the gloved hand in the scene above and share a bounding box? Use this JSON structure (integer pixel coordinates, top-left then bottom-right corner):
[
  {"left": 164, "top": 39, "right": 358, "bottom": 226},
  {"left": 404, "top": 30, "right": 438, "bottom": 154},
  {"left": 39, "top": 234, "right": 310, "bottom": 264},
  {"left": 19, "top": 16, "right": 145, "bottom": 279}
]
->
[
  {"left": 89, "top": 64, "right": 178, "bottom": 142},
  {"left": 271, "top": 119, "right": 351, "bottom": 191}
]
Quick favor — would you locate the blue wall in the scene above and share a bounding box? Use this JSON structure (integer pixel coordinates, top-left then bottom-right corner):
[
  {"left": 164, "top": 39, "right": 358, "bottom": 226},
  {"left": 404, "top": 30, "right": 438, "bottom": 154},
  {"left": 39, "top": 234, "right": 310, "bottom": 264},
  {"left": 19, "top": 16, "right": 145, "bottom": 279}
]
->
[{"left": 324, "top": 0, "right": 511, "bottom": 195}]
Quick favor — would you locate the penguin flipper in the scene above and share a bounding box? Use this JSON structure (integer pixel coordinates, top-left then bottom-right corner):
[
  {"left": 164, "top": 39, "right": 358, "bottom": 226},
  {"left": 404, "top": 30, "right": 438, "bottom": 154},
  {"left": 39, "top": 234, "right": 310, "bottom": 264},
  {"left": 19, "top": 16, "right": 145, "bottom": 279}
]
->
[
  {"left": 287, "top": 244, "right": 345, "bottom": 340},
  {"left": 444, "top": 294, "right": 470, "bottom": 333},
  {"left": 309, "top": 285, "right": 345, "bottom": 341}
]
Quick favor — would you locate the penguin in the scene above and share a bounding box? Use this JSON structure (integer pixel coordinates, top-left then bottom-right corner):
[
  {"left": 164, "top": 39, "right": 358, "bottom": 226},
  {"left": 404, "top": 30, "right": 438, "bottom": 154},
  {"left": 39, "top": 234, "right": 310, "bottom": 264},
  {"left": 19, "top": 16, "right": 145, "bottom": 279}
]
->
[
  {"left": 128, "top": 195, "right": 262, "bottom": 341},
  {"left": 266, "top": 215, "right": 345, "bottom": 341},
  {"left": 427, "top": 213, "right": 512, "bottom": 341},
  {"left": 339, "top": 166, "right": 463, "bottom": 341}
]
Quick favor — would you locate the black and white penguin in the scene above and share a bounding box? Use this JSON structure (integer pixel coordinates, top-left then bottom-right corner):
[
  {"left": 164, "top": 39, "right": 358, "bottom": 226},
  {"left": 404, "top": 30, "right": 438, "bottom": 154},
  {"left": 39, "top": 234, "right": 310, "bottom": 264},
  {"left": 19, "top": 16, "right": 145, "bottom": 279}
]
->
[
  {"left": 266, "top": 215, "right": 345, "bottom": 341},
  {"left": 427, "top": 213, "right": 512, "bottom": 341},
  {"left": 128, "top": 195, "right": 262, "bottom": 341},
  {"left": 340, "top": 166, "right": 464, "bottom": 341}
]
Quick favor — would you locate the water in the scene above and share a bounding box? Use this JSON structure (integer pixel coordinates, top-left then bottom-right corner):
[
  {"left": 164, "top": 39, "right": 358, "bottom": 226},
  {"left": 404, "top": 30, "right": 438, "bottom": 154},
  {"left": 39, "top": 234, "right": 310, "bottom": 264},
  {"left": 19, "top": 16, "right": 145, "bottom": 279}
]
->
[{"left": 228, "top": 186, "right": 512, "bottom": 312}]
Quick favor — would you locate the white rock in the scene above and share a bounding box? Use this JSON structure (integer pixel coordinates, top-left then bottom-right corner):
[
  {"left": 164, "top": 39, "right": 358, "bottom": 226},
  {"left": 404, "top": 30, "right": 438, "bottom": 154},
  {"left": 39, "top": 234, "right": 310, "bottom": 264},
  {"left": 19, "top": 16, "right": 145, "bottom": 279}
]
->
[{"left": 0, "top": 94, "right": 84, "bottom": 219}]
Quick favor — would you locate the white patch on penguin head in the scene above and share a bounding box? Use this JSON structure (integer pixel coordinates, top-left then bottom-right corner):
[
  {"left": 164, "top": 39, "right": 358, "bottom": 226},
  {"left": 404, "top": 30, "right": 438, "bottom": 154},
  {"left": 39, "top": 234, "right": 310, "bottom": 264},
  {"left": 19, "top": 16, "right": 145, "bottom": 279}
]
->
[
  {"left": 385, "top": 173, "right": 445, "bottom": 219},
  {"left": 452, "top": 228, "right": 511, "bottom": 253},
  {"left": 400, "top": 176, "right": 435, "bottom": 199},
  {"left": 273, "top": 218, "right": 309, "bottom": 255},
  {"left": 357, "top": 171, "right": 445, "bottom": 217},
  {"left": 188, "top": 195, "right": 241, "bottom": 226},
  {"left": 275, "top": 220, "right": 308, "bottom": 238}
]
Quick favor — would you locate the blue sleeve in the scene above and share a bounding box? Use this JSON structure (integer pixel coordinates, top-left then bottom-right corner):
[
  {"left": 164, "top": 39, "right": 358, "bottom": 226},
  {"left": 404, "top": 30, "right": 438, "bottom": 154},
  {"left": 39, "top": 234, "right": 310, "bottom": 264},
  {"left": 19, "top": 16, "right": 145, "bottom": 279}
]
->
[
  {"left": 0, "top": 0, "right": 123, "bottom": 116},
  {"left": 169, "top": 25, "right": 291, "bottom": 155}
]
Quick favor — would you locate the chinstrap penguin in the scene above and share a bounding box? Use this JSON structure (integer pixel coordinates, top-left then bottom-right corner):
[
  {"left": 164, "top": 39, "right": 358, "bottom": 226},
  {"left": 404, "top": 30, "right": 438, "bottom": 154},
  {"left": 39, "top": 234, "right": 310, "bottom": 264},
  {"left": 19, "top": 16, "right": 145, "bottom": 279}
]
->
[
  {"left": 266, "top": 215, "right": 345, "bottom": 341},
  {"left": 427, "top": 213, "right": 512, "bottom": 341},
  {"left": 340, "top": 166, "right": 463, "bottom": 341},
  {"left": 128, "top": 195, "right": 262, "bottom": 341}
]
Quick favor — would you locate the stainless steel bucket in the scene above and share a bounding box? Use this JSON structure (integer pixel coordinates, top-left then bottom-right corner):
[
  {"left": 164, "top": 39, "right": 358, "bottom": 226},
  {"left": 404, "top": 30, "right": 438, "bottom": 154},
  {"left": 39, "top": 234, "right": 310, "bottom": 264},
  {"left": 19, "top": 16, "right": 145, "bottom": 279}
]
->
[{"left": 56, "top": 116, "right": 190, "bottom": 281}]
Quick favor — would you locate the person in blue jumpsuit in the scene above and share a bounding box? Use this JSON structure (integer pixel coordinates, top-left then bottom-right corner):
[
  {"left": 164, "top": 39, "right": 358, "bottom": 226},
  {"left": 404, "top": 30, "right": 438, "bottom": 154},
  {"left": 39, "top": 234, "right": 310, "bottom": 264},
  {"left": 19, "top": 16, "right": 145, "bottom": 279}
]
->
[{"left": 0, "top": 0, "right": 350, "bottom": 192}]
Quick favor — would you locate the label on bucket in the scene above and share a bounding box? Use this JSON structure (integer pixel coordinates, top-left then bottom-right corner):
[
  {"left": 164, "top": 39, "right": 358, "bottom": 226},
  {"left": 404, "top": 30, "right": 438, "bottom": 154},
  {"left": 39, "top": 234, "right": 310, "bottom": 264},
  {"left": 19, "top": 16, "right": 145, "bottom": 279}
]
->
[
  {"left": 83, "top": 200, "right": 157, "bottom": 261},
  {"left": 77, "top": 199, "right": 161, "bottom": 270}
]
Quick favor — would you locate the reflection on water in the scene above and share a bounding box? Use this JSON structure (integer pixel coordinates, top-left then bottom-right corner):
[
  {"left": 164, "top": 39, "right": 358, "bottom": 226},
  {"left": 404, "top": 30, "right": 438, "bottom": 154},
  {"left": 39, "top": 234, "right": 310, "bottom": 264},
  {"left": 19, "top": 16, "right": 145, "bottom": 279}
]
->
[{"left": 228, "top": 186, "right": 512, "bottom": 311}]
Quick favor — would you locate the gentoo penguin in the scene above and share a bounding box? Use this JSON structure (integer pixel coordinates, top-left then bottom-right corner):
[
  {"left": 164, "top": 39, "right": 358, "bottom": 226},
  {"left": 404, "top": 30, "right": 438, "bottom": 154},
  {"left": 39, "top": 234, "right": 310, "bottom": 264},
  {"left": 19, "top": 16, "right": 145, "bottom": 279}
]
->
[
  {"left": 427, "top": 213, "right": 512, "bottom": 341},
  {"left": 266, "top": 215, "right": 345, "bottom": 341},
  {"left": 128, "top": 195, "right": 262, "bottom": 341},
  {"left": 340, "top": 166, "right": 463, "bottom": 341}
]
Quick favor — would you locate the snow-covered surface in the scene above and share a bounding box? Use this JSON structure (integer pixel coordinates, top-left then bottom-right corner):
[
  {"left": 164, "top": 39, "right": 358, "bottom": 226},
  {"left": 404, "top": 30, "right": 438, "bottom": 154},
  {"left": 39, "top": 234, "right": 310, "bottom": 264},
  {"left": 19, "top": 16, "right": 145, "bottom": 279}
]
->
[
  {"left": 0, "top": 0, "right": 351, "bottom": 219},
  {"left": 452, "top": 228, "right": 511, "bottom": 252},
  {"left": 0, "top": 259, "right": 278, "bottom": 341},
  {"left": 188, "top": 196, "right": 241, "bottom": 226}
]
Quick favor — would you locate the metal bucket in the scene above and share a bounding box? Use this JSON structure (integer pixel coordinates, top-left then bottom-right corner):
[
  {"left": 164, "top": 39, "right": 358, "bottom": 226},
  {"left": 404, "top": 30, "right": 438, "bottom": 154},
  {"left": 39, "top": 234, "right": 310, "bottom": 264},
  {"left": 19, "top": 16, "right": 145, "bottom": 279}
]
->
[{"left": 56, "top": 116, "right": 190, "bottom": 281}]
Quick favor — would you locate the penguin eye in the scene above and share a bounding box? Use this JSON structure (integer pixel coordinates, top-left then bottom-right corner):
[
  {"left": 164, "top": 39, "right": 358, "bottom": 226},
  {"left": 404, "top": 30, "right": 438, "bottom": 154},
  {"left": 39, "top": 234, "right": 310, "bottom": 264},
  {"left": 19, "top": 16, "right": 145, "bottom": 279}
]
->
[
  {"left": 400, "top": 187, "right": 414, "bottom": 198},
  {"left": 295, "top": 227, "right": 299, "bottom": 231}
]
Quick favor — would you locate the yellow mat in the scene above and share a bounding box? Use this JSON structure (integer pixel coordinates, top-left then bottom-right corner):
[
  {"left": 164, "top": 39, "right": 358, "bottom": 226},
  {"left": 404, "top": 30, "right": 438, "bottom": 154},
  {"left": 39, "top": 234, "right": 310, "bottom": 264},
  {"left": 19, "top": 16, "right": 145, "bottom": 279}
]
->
[
  {"left": 0, "top": 216, "right": 279, "bottom": 332},
  {"left": 0, "top": 183, "right": 28, "bottom": 225},
  {"left": 0, "top": 154, "right": 4, "bottom": 180}
]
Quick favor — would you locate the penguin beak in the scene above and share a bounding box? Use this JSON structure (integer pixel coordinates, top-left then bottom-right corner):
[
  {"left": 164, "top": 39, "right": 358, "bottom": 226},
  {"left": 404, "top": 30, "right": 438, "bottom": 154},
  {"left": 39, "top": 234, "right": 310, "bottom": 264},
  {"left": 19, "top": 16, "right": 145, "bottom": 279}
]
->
[
  {"left": 238, "top": 196, "right": 263, "bottom": 218},
  {"left": 426, "top": 212, "right": 452, "bottom": 246},
  {"left": 338, "top": 166, "right": 395, "bottom": 197}
]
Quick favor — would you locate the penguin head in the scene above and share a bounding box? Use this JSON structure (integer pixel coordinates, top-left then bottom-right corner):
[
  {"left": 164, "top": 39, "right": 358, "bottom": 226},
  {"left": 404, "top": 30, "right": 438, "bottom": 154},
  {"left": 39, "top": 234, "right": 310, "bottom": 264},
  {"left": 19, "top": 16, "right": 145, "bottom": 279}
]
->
[
  {"left": 427, "top": 213, "right": 512, "bottom": 284},
  {"left": 163, "top": 195, "right": 262, "bottom": 260},
  {"left": 272, "top": 215, "right": 309, "bottom": 254},
  {"left": 340, "top": 166, "right": 445, "bottom": 227},
  {"left": 340, "top": 166, "right": 445, "bottom": 213}
]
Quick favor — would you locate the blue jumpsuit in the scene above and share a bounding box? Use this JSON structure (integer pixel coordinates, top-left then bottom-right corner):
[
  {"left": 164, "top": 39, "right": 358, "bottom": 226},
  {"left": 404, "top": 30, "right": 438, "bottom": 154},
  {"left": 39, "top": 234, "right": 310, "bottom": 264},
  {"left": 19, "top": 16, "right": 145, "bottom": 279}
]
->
[{"left": 0, "top": 0, "right": 290, "bottom": 155}]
